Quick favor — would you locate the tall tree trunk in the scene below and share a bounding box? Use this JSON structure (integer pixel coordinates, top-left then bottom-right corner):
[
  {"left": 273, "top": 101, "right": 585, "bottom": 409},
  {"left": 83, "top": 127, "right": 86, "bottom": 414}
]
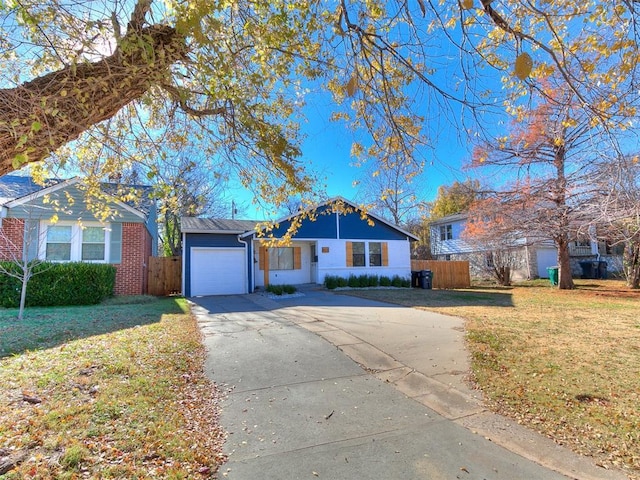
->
[
  {"left": 556, "top": 235, "right": 575, "bottom": 290},
  {"left": 0, "top": 23, "right": 186, "bottom": 175},
  {"left": 623, "top": 239, "right": 640, "bottom": 289}
]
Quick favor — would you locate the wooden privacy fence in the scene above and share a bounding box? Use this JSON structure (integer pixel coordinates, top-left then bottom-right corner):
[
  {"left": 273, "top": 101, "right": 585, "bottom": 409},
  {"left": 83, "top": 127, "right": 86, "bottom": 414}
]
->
[
  {"left": 148, "top": 256, "right": 182, "bottom": 296},
  {"left": 411, "top": 260, "right": 471, "bottom": 289}
]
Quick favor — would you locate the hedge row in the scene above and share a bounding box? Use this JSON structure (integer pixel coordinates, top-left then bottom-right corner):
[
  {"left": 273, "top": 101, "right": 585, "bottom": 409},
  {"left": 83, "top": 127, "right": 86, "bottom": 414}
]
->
[
  {"left": 0, "top": 262, "right": 116, "bottom": 308},
  {"left": 324, "top": 274, "right": 410, "bottom": 290}
]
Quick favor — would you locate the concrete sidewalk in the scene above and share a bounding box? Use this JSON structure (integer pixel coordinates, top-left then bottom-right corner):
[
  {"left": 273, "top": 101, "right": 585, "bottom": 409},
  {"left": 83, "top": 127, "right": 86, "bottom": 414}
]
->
[{"left": 192, "top": 289, "right": 626, "bottom": 480}]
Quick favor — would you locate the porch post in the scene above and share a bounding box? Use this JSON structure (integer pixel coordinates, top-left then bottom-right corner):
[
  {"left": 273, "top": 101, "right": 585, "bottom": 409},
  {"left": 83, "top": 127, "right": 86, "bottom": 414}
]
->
[{"left": 262, "top": 247, "right": 269, "bottom": 287}]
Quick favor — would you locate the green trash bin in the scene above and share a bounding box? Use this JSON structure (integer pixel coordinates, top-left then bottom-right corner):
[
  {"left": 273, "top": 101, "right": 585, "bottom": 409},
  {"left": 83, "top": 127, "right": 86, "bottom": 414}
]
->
[{"left": 547, "top": 266, "right": 559, "bottom": 286}]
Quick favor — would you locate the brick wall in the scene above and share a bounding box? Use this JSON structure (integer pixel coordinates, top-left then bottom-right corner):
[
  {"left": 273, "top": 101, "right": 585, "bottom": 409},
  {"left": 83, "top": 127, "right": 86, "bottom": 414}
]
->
[
  {"left": 0, "top": 218, "right": 24, "bottom": 261},
  {"left": 114, "top": 223, "right": 152, "bottom": 295}
]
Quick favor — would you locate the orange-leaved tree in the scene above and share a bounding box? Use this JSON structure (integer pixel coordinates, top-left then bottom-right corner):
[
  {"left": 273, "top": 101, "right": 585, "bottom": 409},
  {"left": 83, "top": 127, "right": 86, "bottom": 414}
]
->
[{"left": 468, "top": 83, "right": 610, "bottom": 289}]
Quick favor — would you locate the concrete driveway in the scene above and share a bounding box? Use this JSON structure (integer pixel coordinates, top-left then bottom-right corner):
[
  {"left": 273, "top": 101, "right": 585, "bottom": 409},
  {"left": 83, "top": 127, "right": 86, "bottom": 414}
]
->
[{"left": 191, "top": 287, "right": 625, "bottom": 480}]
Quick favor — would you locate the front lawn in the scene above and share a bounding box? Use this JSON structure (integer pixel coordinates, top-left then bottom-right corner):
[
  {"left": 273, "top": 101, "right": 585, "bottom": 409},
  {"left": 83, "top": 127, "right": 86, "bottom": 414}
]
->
[
  {"left": 0, "top": 297, "right": 225, "bottom": 478},
  {"left": 342, "top": 280, "right": 640, "bottom": 479}
]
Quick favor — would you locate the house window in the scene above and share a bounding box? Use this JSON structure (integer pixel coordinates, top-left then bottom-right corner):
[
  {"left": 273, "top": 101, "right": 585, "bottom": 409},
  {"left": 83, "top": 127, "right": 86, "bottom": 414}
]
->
[
  {"left": 82, "top": 227, "right": 106, "bottom": 261},
  {"left": 485, "top": 252, "right": 495, "bottom": 268},
  {"left": 352, "top": 241, "right": 365, "bottom": 267},
  {"left": 41, "top": 222, "right": 110, "bottom": 263},
  {"left": 46, "top": 225, "right": 72, "bottom": 261},
  {"left": 440, "top": 224, "right": 453, "bottom": 241},
  {"left": 269, "top": 247, "right": 294, "bottom": 270},
  {"left": 369, "top": 242, "right": 382, "bottom": 266}
]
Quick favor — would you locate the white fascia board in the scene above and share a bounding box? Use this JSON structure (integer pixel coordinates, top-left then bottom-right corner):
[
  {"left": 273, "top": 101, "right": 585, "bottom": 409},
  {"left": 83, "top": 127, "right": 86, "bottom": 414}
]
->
[{"left": 3, "top": 177, "right": 81, "bottom": 208}]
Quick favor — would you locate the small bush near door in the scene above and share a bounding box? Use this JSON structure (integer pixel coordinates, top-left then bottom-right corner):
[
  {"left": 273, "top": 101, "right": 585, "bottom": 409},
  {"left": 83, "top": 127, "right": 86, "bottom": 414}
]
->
[{"left": 265, "top": 284, "right": 297, "bottom": 295}]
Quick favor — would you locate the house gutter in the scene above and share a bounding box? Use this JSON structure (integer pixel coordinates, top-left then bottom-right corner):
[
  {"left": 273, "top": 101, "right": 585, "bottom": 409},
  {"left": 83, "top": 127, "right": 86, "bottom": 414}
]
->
[
  {"left": 181, "top": 231, "right": 186, "bottom": 296},
  {"left": 237, "top": 235, "right": 252, "bottom": 293}
]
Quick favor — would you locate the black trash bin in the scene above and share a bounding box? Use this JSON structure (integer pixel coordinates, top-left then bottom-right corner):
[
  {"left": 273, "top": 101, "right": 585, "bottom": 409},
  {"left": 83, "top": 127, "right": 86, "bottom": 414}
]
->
[
  {"left": 579, "top": 261, "right": 596, "bottom": 279},
  {"left": 411, "top": 271, "right": 420, "bottom": 288},
  {"left": 419, "top": 270, "right": 433, "bottom": 290},
  {"left": 597, "top": 261, "right": 608, "bottom": 279}
]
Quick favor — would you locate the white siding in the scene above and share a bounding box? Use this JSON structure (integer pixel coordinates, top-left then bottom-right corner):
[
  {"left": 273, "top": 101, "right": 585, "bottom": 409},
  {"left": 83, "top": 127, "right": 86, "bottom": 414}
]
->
[
  {"left": 316, "top": 239, "right": 412, "bottom": 283},
  {"left": 254, "top": 243, "right": 312, "bottom": 287}
]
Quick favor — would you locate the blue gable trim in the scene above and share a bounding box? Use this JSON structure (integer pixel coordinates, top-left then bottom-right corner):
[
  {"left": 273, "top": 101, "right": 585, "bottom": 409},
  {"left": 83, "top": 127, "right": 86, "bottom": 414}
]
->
[
  {"left": 338, "top": 210, "right": 409, "bottom": 240},
  {"left": 183, "top": 233, "right": 246, "bottom": 296},
  {"left": 267, "top": 205, "right": 338, "bottom": 239},
  {"left": 251, "top": 204, "right": 412, "bottom": 241}
]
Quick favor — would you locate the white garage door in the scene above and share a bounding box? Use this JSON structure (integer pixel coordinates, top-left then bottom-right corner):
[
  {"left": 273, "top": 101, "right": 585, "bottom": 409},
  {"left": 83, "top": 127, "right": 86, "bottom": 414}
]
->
[
  {"left": 536, "top": 248, "right": 557, "bottom": 278},
  {"left": 191, "top": 248, "right": 246, "bottom": 296}
]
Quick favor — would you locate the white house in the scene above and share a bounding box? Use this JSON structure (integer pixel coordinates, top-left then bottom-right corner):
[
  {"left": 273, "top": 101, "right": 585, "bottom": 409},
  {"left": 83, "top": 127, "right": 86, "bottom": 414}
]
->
[
  {"left": 180, "top": 197, "right": 418, "bottom": 296},
  {"left": 429, "top": 213, "right": 621, "bottom": 279}
]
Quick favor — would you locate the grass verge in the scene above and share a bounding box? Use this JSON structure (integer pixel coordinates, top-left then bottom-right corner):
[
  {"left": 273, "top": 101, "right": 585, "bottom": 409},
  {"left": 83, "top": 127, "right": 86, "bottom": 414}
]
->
[
  {"left": 0, "top": 297, "right": 225, "bottom": 479},
  {"left": 341, "top": 280, "right": 640, "bottom": 479}
]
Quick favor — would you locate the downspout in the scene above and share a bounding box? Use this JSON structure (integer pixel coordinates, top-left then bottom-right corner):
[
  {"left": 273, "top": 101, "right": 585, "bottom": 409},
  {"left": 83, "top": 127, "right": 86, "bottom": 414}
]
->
[
  {"left": 181, "top": 231, "right": 186, "bottom": 296},
  {"left": 238, "top": 235, "right": 251, "bottom": 293}
]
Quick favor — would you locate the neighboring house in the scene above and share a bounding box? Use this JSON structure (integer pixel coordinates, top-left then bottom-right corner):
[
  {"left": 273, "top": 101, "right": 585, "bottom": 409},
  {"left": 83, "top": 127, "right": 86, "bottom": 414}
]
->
[
  {"left": 180, "top": 197, "right": 418, "bottom": 296},
  {"left": 0, "top": 175, "right": 157, "bottom": 295},
  {"left": 429, "top": 212, "right": 623, "bottom": 279}
]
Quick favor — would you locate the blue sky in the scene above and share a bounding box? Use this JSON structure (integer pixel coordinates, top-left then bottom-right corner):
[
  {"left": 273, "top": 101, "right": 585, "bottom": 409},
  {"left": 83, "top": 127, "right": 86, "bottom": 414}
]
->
[{"left": 230, "top": 90, "right": 477, "bottom": 221}]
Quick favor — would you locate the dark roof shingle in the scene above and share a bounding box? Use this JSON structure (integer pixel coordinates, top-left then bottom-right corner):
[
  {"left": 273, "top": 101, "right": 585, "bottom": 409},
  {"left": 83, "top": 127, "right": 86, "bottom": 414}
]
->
[{"left": 180, "top": 217, "right": 259, "bottom": 233}]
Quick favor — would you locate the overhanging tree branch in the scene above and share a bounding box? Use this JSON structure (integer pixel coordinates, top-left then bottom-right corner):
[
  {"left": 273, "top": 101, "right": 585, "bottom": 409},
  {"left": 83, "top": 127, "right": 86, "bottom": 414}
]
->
[{"left": 0, "top": 5, "right": 187, "bottom": 175}]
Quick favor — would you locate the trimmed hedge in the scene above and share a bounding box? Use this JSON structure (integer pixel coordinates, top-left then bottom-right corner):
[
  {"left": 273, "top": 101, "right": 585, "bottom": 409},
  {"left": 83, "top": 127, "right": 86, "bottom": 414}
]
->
[
  {"left": 0, "top": 262, "right": 116, "bottom": 308},
  {"left": 324, "top": 274, "right": 410, "bottom": 290}
]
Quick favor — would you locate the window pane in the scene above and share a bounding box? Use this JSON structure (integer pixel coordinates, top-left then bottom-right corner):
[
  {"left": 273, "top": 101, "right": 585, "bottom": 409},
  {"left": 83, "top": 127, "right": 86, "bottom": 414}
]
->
[
  {"left": 47, "top": 225, "right": 72, "bottom": 242},
  {"left": 277, "top": 248, "right": 293, "bottom": 270},
  {"left": 369, "top": 242, "right": 382, "bottom": 266},
  {"left": 352, "top": 242, "right": 365, "bottom": 267},
  {"left": 47, "top": 243, "right": 71, "bottom": 261},
  {"left": 82, "top": 244, "right": 105, "bottom": 261},
  {"left": 83, "top": 227, "right": 105, "bottom": 243},
  {"left": 269, "top": 247, "right": 294, "bottom": 270}
]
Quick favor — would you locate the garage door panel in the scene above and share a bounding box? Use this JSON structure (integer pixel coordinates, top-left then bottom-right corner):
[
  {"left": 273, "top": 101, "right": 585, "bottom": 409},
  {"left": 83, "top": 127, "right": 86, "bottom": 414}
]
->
[
  {"left": 536, "top": 248, "right": 557, "bottom": 278},
  {"left": 191, "top": 248, "right": 246, "bottom": 296}
]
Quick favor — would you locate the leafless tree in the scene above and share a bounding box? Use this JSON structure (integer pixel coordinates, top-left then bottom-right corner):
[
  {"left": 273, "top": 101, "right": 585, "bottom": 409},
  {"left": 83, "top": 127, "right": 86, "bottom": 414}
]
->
[{"left": 583, "top": 155, "right": 640, "bottom": 288}]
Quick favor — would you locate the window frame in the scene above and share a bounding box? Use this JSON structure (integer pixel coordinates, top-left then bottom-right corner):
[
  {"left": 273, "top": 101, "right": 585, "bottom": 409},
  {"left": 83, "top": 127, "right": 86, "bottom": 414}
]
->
[
  {"left": 268, "top": 247, "right": 295, "bottom": 271},
  {"left": 369, "top": 242, "right": 382, "bottom": 266},
  {"left": 45, "top": 225, "right": 73, "bottom": 261},
  {"left": 40, "top": 221, "right": 111, "bottom": 263},
  {"left": 439, "top": 224, "right": 453, "bottom": 241},
  {"left": 351, "top": 241, "right": 366, "bottom": 267}
]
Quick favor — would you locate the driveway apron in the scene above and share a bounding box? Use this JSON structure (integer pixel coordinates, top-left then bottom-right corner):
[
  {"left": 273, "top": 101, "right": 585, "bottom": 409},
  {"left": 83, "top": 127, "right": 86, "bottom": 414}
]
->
[{"left": 191, "top": 289, "right": 625, "bottom": 480}]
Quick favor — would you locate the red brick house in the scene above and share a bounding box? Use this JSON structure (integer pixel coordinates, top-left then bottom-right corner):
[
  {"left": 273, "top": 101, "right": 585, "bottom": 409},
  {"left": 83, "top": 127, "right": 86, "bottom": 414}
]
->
[{"left": 0, "top": 175, "right": 157, "bottom": 295}]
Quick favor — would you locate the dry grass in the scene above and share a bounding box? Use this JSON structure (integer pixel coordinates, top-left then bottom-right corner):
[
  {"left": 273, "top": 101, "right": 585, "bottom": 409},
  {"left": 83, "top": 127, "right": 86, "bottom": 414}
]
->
[
  {"left": 342, "top": 280, "right": 640, "bottom": 478},
  {"left": 0, "top": 297, "right": 225, "bottom": 479}
]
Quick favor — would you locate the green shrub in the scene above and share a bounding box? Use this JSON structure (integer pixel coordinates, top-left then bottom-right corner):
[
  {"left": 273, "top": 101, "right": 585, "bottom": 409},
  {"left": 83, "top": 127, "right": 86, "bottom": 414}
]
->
[
  {"left": 367, "top": 274, "right": 379, "bottom": 287},
  {"left": 347, "top": 274, "right": 359, "bottom": 288},
  {"left": 379, "top": 276, "right": 392, "bottom": 286},
  {"left": 336, "top": 276, "right": 348, "bottom": 287},
  {"left": 324, "top": 275, "right": 339, "bottom": 290},
  {"left": 266, "top": 284, "right": 297, "bottom": 295},
  {"left": 391, "top": 275, "right": 410, "bottom": 288},
  {"left": 0, "top": 261, "right": 116, "bottom": 308}
]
